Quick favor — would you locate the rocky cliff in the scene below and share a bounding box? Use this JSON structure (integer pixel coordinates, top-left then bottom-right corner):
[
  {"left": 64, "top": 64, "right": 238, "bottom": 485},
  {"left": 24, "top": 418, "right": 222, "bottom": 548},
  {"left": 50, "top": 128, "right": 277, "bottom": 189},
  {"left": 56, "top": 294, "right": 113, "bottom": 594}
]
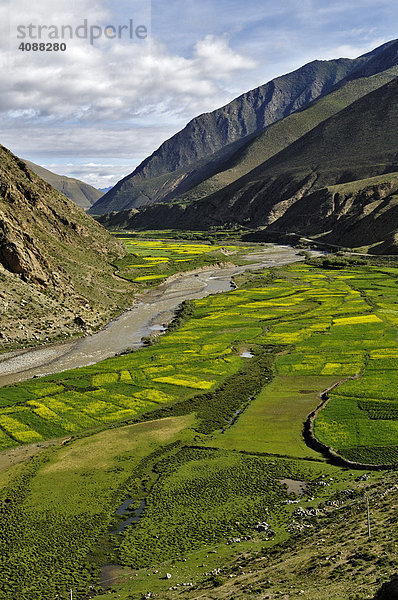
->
[{"left": 0, "top": 145, "right": 133, "bottom": 351}]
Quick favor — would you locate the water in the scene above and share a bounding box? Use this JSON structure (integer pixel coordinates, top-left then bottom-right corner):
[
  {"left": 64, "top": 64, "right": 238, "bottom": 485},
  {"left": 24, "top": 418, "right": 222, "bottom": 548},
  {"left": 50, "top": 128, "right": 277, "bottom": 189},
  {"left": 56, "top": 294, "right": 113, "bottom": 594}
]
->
[
  {"left": 113, "top": 499, "right": 146, "bottom": 534},
  {"left": 280, "top": 478, "right": 307, "bottom": 495},
  {"left": 0, "top": 245, "right": 304, "bottom": 387},
  {"left": 222, "top": 409, "right": 243, "bottom": 433}
]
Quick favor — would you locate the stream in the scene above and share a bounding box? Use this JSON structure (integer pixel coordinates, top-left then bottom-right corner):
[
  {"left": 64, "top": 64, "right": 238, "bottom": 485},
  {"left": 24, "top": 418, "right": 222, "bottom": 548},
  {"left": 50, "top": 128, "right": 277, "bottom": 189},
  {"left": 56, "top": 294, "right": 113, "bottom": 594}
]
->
[
  {"left": 0, "top": 245, "right": 304, "bottom": 387},
  {"left": 112, "top": 499, "right": 146, "bottom": 534}
]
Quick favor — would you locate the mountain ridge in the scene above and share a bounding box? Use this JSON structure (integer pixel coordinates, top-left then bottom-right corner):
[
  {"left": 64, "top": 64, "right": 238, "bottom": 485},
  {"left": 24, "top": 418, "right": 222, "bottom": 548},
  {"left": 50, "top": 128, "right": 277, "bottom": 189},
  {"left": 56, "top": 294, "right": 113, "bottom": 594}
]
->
[
  {"left": 23, "top": 160, "right": 103, "bottom": 210},
  {"left": 98, "top": 75, "right": 398, "bottom": 253},
  {"left": 91, "top": 39, "right": 398, "bottom": 215}
]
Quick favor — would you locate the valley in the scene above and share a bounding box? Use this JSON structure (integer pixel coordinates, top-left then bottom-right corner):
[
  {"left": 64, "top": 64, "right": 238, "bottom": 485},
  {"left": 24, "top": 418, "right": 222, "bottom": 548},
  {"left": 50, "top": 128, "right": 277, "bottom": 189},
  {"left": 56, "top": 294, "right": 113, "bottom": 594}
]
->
[
  {"left": 0, "top": 243, "right": 301, "bottom": 386},
  {"left": 1, "top": 31, "right": 398, "bottom": 600},
  {"left": 0, "top": 234, "right": 396, "bottom": 600}
]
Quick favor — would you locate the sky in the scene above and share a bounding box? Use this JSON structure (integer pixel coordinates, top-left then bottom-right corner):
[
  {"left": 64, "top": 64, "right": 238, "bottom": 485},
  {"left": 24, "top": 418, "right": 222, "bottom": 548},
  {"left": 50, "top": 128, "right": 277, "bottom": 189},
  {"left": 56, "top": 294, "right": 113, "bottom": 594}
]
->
[{"left": 0, "top": 0, "right": 397, "bottom": 189}]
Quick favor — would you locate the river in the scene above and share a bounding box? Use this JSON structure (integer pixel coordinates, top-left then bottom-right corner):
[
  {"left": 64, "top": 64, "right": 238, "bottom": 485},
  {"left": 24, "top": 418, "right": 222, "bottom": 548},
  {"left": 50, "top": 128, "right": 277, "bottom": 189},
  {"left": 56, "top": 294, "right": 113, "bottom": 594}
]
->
[{"left": 0, "top": 245, "right": 304, "bottom": 387}]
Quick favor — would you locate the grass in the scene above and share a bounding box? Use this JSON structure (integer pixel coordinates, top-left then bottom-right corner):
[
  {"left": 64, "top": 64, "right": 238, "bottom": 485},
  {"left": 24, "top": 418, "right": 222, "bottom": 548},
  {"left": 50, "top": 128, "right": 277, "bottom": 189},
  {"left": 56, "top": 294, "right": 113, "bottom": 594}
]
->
[
  {"left": 0, "top": 255, "right": 397, "bottom": 599},
  {"left": 117, "top": 448, "right": 346, "bottom": 569},
  {"left": 93, "top": 457, "right": 386, "bottom": 600},
  {"left": 211, "top": 375, "right": 338, "bottom": 458},
  {"left": 0, "top": 415, "right": 193, "bottom": 600}
]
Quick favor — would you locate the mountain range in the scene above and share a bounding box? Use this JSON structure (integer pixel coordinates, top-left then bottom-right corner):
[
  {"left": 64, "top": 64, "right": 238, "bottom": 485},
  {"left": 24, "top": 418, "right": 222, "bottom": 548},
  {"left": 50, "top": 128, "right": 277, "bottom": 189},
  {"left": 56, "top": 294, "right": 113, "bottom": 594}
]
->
[
  {"left": 0, "top": 146, "right": 132, "bottom": 351},
  {"left": 94, "top": 39, "right": 398, "bottom": 253},
  {"left": 23, "top": 160, "right": 103, "bottom": 210}
]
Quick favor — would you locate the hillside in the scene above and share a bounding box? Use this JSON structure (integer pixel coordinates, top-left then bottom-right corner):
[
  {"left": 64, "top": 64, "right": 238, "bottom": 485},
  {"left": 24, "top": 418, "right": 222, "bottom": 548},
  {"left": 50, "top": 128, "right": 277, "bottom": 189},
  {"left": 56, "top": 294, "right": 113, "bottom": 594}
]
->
[
  {"left": 0, "top": 145, "right": 133, "bottom": 351},
  {"left": 23, "top": 160, "right": 103, "bottom": 210},
  {"left": 174, "top": 65, "right": 398, "bottom": 204},
  {"left": 101, "top": 76, "right": 398, "bottom": 253},
  {"left": 90, "top": 40, "right": 398, "bottom": 215}
]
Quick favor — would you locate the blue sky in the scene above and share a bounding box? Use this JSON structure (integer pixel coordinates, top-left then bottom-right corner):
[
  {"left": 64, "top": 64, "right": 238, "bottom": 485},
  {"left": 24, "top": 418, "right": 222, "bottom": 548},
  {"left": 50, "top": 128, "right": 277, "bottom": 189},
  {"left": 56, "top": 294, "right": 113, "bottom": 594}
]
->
[{"left": 0, "top": 0, "right": 397, "bottom": 188}]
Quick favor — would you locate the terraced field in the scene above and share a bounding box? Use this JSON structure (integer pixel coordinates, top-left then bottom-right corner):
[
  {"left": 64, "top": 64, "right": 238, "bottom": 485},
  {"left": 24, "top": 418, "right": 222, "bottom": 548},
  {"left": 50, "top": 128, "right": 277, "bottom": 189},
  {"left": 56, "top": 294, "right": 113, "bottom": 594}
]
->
[
  {"left": 216, "top": 264, "right": 398, "bottom": 464},
  {"left": 0, "top": 250, "right": 397, "bottom": 600}
]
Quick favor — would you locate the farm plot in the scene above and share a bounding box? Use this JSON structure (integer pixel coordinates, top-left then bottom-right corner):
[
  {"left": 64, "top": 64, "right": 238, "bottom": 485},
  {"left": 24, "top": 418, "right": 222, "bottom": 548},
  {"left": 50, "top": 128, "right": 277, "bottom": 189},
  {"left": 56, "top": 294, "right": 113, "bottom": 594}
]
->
[
  {"left": 0, "top": 288, "right": 271, "bottom": 446},
  {"left": 212, "top": 264, "right": 398, "bottom": 465},
  {"left": 0, "top": 262, "right": 396, "bottom": 467},
  {"left": 113, "top": 236, "right": 248, "bottom": 284}
]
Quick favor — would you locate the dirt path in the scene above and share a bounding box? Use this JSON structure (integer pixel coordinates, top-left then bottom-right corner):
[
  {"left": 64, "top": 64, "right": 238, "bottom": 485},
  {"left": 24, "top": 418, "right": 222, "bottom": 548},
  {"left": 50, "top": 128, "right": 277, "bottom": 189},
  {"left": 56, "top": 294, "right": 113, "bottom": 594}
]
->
[{"left": 0, "top": 439, "right": 58, "bottom": 474}]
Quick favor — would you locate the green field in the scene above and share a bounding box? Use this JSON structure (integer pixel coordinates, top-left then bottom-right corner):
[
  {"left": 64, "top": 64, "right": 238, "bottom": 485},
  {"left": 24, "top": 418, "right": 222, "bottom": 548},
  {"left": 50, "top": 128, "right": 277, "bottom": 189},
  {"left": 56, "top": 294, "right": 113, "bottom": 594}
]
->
[
  {"left": 117, "top": 446, "right": 352, "bottom": 569},
  {"left": 0, "top": 416, "right": 193, "bottom": 599},
  {"left": 113, "top": 235, "right": 250, "bottom": 284},
  {"left": 0, "top": 260, "right": 397, "bottom": 461},
  {"left": 0, "top": 247, "right": 397, "bottom": 599},
  {"left": 211, "top": 375, "right": 337, "bottom": 457}
]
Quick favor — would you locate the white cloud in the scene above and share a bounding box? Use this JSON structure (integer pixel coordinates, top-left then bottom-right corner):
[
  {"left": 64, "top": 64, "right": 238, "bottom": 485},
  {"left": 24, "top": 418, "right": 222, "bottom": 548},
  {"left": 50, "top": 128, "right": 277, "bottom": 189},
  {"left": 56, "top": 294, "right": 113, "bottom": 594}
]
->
[
  {"left": 314, "top": 38, "right": 391, "bottom": 61},
  {"left": 193, "top": 35, "right": 256, "bottom": 78},
  {"left": 0, "top": 0, "right": 257, "bottom": 187},
  {"left": 38, "top": 161, "right": 135, "bottom": 188},
  {"left": 1, "top": 0, "right": 396, "bottom": 188}
]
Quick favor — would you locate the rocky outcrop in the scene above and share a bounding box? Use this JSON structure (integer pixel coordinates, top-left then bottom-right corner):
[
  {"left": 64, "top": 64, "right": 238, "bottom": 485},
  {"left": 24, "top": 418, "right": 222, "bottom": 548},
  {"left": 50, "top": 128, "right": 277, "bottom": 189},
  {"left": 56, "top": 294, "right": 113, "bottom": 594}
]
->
[
  {"left": 0, "top": 145, "right": 133, "bottom": 351},
  {"left": 266, "top": 177, "right": 398, "bottom": 253}
]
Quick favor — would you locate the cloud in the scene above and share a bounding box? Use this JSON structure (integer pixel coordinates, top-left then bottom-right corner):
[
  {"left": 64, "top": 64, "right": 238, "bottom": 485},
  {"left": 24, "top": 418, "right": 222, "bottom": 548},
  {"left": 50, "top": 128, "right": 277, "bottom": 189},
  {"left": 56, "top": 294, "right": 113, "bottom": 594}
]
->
[
  {"left": 1, "top": 0, "right": 397, "bottom": 187},
  {"left": 0, "top": 0, "right": 257, "bottom": 127},
  {"left": 0, "top": 1, "right": 257, "bottom": 187},
  {"left": 1, "top": 37, "right": 255, "bottom": 121},
  {"left": 316, "top": 39, "right": 391, "bottom": 60},
  {"left": 193, "top": 35, "right": 256, "bottom": 77}
]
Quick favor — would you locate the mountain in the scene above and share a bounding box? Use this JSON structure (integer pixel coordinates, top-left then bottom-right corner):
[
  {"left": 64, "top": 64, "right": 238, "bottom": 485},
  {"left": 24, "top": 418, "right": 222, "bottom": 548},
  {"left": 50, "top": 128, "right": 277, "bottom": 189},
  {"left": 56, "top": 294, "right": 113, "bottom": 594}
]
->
[
  {"left": 23, "top": 160, "right": 103, "bottom": 210},
  {"left": 99, "top": 186, "right": 113, "bottom": 194},
  {"left": 0, "top": 145, "right": 133, "bottom": 351},
  {"left": 98, "top": 75, "right": 398, "bottom": 253},
  {"left": 90, "top": 39, "right": 398, "bottom": 216},
  {"left": 174, "top": 64, "right": 398, "bottom": 205}
]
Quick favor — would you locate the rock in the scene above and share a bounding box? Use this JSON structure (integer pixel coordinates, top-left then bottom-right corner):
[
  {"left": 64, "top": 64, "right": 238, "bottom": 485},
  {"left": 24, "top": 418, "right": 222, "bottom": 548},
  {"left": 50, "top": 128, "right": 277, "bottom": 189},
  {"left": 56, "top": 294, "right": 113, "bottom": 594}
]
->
[
  {"left": 374, "top": 575, "right": 398, "bottom": 599},
  {"left": 255, "top": 521, "right": 270, "bottom": 532},
  {"left": 0, "top": 235, "right": 48, "bottom": 286},
  {"left": 73, "top": 316, "right": 86, "bottom": 328},
  {"left": 0, "top": 144, "right": 130, "bottom": 352}
]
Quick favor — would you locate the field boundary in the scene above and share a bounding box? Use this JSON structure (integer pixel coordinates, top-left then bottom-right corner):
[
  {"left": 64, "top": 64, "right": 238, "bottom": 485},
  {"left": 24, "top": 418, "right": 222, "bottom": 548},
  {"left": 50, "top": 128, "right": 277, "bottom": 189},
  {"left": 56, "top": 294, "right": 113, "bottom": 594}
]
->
[{"left": 304, "top": 378, "right": 398, "bottom": 470}]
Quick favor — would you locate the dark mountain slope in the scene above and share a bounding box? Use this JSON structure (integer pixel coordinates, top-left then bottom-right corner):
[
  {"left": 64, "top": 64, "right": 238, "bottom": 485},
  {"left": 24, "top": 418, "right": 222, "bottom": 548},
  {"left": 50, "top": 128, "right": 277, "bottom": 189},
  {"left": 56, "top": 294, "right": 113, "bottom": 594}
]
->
[
  {"left": 23, "top": 160, "right": 103, "bottom": 210},
  {"left": 101, "top": 77, "right": 398, "bottom": 253},
  {"left": 266, "top": 173, "right": 398, "bottom": 255},
  {"left": 174, "top": 65, "right": 398, "bottom": 203},
  {"left": 91, "top": 40, "right": 398, "bottom": 215},
  {"left": 0, "top": 145, "right": 133, "bottom": 351}
]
